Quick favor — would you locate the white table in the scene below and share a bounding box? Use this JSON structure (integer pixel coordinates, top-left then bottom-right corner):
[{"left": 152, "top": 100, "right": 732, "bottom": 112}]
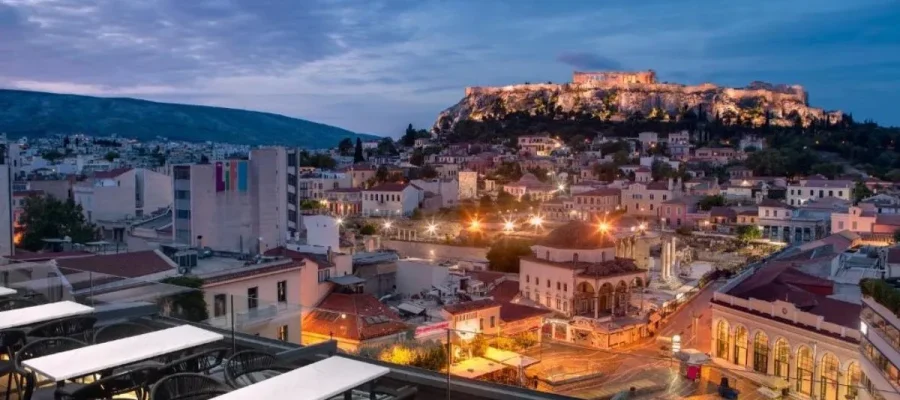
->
[
  {"left": 0, "top": 301, "right": 94, "bottom": 330},
  {"left": 24, "top": 325, "right": 224, "bottom": 381},
  {"left": 212, "top": 356, "right": 391, "bottom": 400},
  {"left": 0, "top": 286, "right": 17, "bottom": 297}
]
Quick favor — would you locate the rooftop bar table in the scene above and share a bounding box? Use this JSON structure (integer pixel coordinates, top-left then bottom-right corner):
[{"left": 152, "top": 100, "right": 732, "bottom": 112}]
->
[
  {"left": 0, "top": 286, "right": 17, "bottom": 297},
  {"left": 23, "top": 325, "right": 224, "bottom": 381},
  {"left": 212, "top": 356, "right": 391, "bottom": 400},
  {"left": 0, "top": 300, "right": 93, "bottom": 330}
]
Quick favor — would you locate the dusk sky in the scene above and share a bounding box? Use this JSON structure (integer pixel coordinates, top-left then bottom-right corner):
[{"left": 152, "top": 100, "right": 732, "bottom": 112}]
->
[{"left": 1, "top": 0, "right": 898, "bottom": 137}]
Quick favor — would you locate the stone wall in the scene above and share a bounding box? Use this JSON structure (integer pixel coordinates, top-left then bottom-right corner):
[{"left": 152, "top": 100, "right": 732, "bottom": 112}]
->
[{"left": 572, "top": 70, "right": 657, "bottom": 85}]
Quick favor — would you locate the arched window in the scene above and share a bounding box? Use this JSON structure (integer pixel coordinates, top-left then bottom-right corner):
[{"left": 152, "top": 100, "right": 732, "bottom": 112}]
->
[
  {"left": 796, "top": 346, "right": 813, "bottom": 395},
  {"left": 773, "top": 339, "right": 790, "bottom": 380},
  {"left": 819, "top": 353, "right": 839, "bottom": 400},
  {"left": 733, "top": 326, "right": 748, "bottom": 366},
  {"left": 752, "top": 331, "right": 768, "bottom": 374},
  {"left": 847, "top": 362, "right": 861, "bottom": 399},
  {"left": 715, "top": 320, "right": 729, "bottom": 359}
]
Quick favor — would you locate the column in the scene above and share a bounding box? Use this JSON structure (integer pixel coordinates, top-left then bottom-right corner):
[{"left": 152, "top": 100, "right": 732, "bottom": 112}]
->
[
  {"left": 551, "top": 323, "right": 556, "bottom": 339},
  {"left": 594, "top": 297, "right": 599, "bottom": 319}
]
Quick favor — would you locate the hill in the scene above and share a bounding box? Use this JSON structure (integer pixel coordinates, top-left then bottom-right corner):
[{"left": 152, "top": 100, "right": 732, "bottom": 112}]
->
[
  {"left": 0, "top": 89, "right": 377, "bottom": 146},
  {"left": 433, "top": 70, "right": 842, "bottom": 138}
]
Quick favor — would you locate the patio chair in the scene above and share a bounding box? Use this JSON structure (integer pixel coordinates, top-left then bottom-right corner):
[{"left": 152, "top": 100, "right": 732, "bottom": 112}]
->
[
  {"left": 0, "top": 297, "right": 38, "bottom": 311},
  {"left": 92, "top": 322, "right": 155, "bottom": 344},
  {"left": 150, "top": 373, "right": 231, "bottom": 400},
  {"left": 222, "top": 350, "right": 292, "bottom": 388},
  {"left": 58, "top": 366, "right": 158, "bottom": 400},
  {"left": 160, "top": 348, "right": 230, "bottom": 376},
  {"left": 0, "top": 329, "right": 27, "bottom": 399},
  {"left": 14, "top": 338, "right": 89, "bottom": 399},
  {"left": 28, "top": 315, "right": 97, "bottom": 341}
]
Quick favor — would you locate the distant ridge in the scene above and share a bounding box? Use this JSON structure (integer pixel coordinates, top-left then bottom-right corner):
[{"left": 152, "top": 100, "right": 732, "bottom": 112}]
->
[{"left": 0, "top": 89, "right": 378, "bottom": 146}]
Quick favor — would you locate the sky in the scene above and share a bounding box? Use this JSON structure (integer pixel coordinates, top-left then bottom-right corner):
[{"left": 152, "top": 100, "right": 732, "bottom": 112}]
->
[{"left": 1, "top": 0, "right": 898, "bottom": 138}]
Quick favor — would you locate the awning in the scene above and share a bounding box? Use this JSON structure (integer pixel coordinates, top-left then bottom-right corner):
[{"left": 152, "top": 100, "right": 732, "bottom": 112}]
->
[
  {"left": 328, "top": 275, "right": 366, "bottom": 286},
  {"left": 484, "top": 347, "right": 539, "bottom": 368},
  {"left": 397, "top": 302, "right": 425, "bottom": 315}
]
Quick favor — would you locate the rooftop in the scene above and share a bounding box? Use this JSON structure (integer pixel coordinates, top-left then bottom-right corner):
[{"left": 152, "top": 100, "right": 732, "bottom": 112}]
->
[
  {"left": 442, "top": 299, "right": 501, "bottom": 315},
  {"left": 536, "top": 220, "right": 616, "bottom": 249}
]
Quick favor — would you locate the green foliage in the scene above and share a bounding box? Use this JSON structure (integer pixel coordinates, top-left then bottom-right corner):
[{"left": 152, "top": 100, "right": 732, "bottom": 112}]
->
[
  {"left": 298, "top": 151, "right": 336, "bottom": 169},
  {"left": 675, "top": 225, "right": 693, "bottom": 236},
  {"left": 410, "top": 209, "right": 423, "bottom": 220},
  {"left": 338, "top": 138, "right": 354, "bottom": 156},
  {"left": 409, "top": 148, "right": 425, "bottom": 166},
  {"left": 894, "top": 229, "right": 900, "bottom": 244},
  {"left": 526, "top": 166, "right": 549, "bottom": 182},
  {"left": 0, "top": 89, "right": 375, "bottom": 147},
  {"left": 697, "top": 195, "right": 726, "bottom": 211},
  {"left": 495, "top": 191, "right": 516, "bottom": 211},
  {"left": 486, "top": 238, "right": 533, "bottom": 273},
  {"left": 489, "top": 162, "right": 523, "bottom": 184},
  {"left": 159, "top": 276, "right": 209, "bottom": 323},
  {"left": 735, "top": 225, "right": 762, "bottom": 243},
  {"left": 300, "top": 199, "right": 323, "bottom": 210},
  {"left": 103, "top": 151, "right": 119, "bottom": 162},
  {"left": 853, "top": 181, "right": 874, "bottom": 203},
  {"left": 419, "top": 165, "right": 438, "bottom": 179},
  {"left": 478, "top": 194, "right": 494, "bottom": 211},
  {"left": 809, "top": 163, "right": 844, "bottom": 179},
  {"left": 358, "top": 340, "right": 448, "bottom": 372},
  {"left": 860, "top": 279, "right": 900, "bottom": 315},
  {"left": 377, "top": 137, "right": 399, "bottom": 156},
  {"left": 359, "top": 224, "right": 377, "bottom": 235},
  {"left": 18, "top": 196, "right": 99, "bottom": 251},
  {"left": 42, "top": 149, "right": 65, "bottom": 162},
  {"left": 354, "top": 138, "right": 365, "bottom": 162},
  {"left": 592, "top": 162, "right": 618, "bottom": 181}
]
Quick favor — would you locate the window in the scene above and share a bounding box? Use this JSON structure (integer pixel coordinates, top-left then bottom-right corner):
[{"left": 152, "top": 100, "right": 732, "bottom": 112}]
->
[
  {"left": 774, "top": 339, "right": 790, "bottom": 380},
  {"left": 555, "top": 298, "right": 560, "bottom": 309},
  {"left": 318, "top": 269, "right": 331, "bottom": 282},
  {"left": 838, "top": 221, "right": 844, "bottom": 230},
  {"left": 277, "top": 325, "right": 288, "bottom": 341},
  {"left": 564, "top": 283, "right": 568, "bottom": 292},
  {"left": 765, "top": 209, "right": 770, "bottom": 217},
  {"left": 277, "top": 280, "right": 287, "bottom": 303},
  {"left": 247, "top": 287, "right": 258, "bottom": 310},
  {"left": 838, "top": 191, "right": 843, "bottom": 197},
  {"left": 175, "top": 190, "right": 190, "bottom": 200},
  {"left": 545, "top": 295, "right": 550, "bottom": 306},
  {"left": 535, "top": 278, "right": 539, "bottom": 286},
  {"left": 214, "top": 294, "right": 226, "bottom": 317},
  {"left": 852, "top": 221, "right": 858, "bottom": 230},
  {"left": 796, "top": 346, "right": 813, "bottom": 395},
  {"left": 557, "top": 282, "right": 560, "bottom": 290},
  {"left": 753, "top": 331, "right": 768, "bottom": 374},
  {"left": 733, "top": 326, "right": 748, "bottom": 366},
  {"left": 176, "top": 209, "right": 191, "bottom": 219},
  {"left": 526, "top": 275, "right": 530, "bottom": 283},
  {"left": 715, "top": 320, "right": 729, "bottom": 358},
  {"left": 773, "top": 210, "right": 778, "bottom": 217},
  {"left": 828, "top": 190, "right": 833, "bottom": 197},
  {"left": 563, "top": 302, "right": 568, "bottom": 312},
  {"left": 479, "top": 318, "right": 484, "bottom": 331},
  {"left": 490, "top": 316, "right": 495, "bottom": 328}
]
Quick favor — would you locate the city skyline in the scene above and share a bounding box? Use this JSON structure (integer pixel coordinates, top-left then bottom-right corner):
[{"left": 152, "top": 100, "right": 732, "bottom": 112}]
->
[{"left": 1, "top": 0, "right": 898, "bottom": 136}]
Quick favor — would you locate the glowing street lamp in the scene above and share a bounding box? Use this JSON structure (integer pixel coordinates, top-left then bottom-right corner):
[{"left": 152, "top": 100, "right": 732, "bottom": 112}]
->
[
  {"left": 427, "top": 223, "right": 437, "bottom": 235},
  {"left": 503, "top": 220, "right": 515, "bottom": 232},
  {"left": 557, "top": 183, "right": 566, "bottom": 191},
  {"left": 335, "top": 218, "right": 344, "bottom": 226},
  {"left": 470, "top": 220, "right": 481, "bottom": 231},
  {"left": 529, "top": 216, "right": 543, "bottom": 227},
  {"left": 383, "top": 221, "right": 393, "bottom": 230},
  {"left": 598, "top": 222, "right": 609, "bottom": 232}
]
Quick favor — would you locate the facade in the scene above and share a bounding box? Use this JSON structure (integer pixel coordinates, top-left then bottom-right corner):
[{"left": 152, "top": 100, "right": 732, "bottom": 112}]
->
[
  {"left": 621, "top": 179, "right": 683, "bottom": 217},
  {"left": 361, "top": 183, "right": 420, "bottom": 217},
  {"left": 458, "top": 170, "right": 478, "bottom": 200},
  {"left": 756, "top": 199, "right": 827, "bottom": 243},
  {"left": 74, "top": 168, "right": 172, "bottom": 223},
  {"left": 411, "top": 178, "right": 459, "bottom": 208},
  {"left": 323, "top": 188, "right": 362, "bottom": 216},
  {"left": 788, "top": 179, "right": 853, "bottom": 206},
  {"left": 173, "top": 148, "right": 287, "bottom": 253},
  {"left": 712, "top": 253, "right": 862, "bottom": 400},
  {"left": 0, "top": 147, "right": 12, "bottom": 257},
  {"left": 568, "top": 188, "right": 621, "bottom": 221},
  {"left": 859, "top": 284, "right": 900, "bottom": 400},
  {"left": 694, "top": 147, "right": 737, "bottom": 164},
  {"left": 517, "top": 136, "right": 561, "bottom": 156},
  {"left": 442, "top": 299, "right": 502, "bottom": 336},
  {"left": 502, "top": 173, "right": 556, "bottom": 202}
]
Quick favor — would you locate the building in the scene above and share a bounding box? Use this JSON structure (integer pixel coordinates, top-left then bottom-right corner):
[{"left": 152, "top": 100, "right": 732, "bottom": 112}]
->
[
  {"left": 638, "top": 132, "right": 658, "bottom": 152},
  {"left": 172, "top": 148, "right": 287, "bottom": 253},
  {"left": 339, "top": 164, "right": 377, "bottom": 188},
  {"left": 517, "top": 136, "right": 561, "bottom": 157},
  {"left": 831, "top": 204, "right": 900, "bottom": 237},
  {"left": 323, "top": 188, "right": 362, "bottom": 216},
  {"left": 859, "top": 279, "right": 900, "bottom": 400},
  {"left": 694, "top": 147, "right": 737, "bottom": 164},
  {"left": 568, "top": 188, "right": 621, "bottom": 221},
  {"left": 787, "top": 179, "right": 853, "bottom": 206},
  {"left": 621, "top": 179, "right": 683, "bottom": 217},
  {"left": 502, "top": 173, "right": 556, "bottom": 202},
  {"left": 712, "top": 240, "right": 863, "bottom": 400},
  {"left": 755, "top": 199, "right": 827, "bottom": 243},
  {"left": 0, "top": 144, "right": 12, "bottom": 257},
  {"left": 442, "top": 299, "right": 502, "bottom": 336},
  {"left": 74, "top": 168, "right": 172, "bottom": 223},
  {"left": 411, "top": 178, "right": 459, "bottom": 208},
  {"left": 361, "top": 182, "right": 421, "bottom": 217},
  {"left": 458, "top": 170, "right": 478, "bottom": 200}
]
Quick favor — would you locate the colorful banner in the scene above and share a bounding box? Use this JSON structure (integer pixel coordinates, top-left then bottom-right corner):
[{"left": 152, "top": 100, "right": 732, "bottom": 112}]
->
[{"left": 217, "top": 160, "right": 248, "bottom": 193}]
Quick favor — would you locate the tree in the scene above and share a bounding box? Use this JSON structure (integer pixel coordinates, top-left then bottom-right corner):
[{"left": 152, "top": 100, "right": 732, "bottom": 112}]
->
[
  {"left": 338, "top": 138, "right": 354, "bottom": 156},
  {"left": 651, "top": 160, "right": 676, "bottom": 181},
  {"left": 894, "top": 229, "right": 900, "bottom": 244},
  {"left": 592, "top": 162, "right": 618, "bottom": 181},
  {"left": 486, "top": 239, "right": 533, "bottom": 273},
  {"left": 401, "top": 123, "right": 418, "bottom": 147},
  {"left": 612, "top": 149, "right": 630, "bottom": 166},
  {"left": 103, "top": 151, "right": 119, "bottom": 162},
  {"left": 697, "top": 195, "right": 726, "bottom": 211},
  {"left": 420, "top": 165, "right": 438, "bottom": 179},
  {"left": 375, "top": 165, "right": 390, "bottom": 183},
  {"left": 354, "top": 138, "right": 365, "bottom": 162},
  {"left": 852, "top": 181, "right": 874, "bottom": 203},
  {"left": 300, "top": 199, "right": 324, "bottom": 210},
  {"left": 158, "top": 276, "right": 209, "bottom": 322},
  {"left": 199, "top": 154, "right": 210, "bottom": 164},
  {"left": 479, "top": 194, "right": 493, "bottom": 211},
  {"left": 409, "top": 148, "right": 425, "bottom": 166},
  {"left": 377, "top": 137, "right": 398, "bottom": 156},
  {"left": 18, "top": 196, "right": 99, "bottom": 251},
  {"left": 735, "top": 225, "right": 762, "bottom": 243},
  {"left": 496, "top": 191, "right": 516, "bottom": 211},
  {"left": 360, "top": 224, "right": 377, "bottom": 235},
  {"left": 299, "top": 152, "right": 337, "bottom": 169},
  {"left": 42, "top": 150, "right": 65, "bottom": 162}
]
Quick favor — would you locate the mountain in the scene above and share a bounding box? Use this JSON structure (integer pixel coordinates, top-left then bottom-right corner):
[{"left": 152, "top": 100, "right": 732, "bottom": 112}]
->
[
  {"left": 433, "top": 70, "right": 843, "bottom": 135},
  {"left": 0, "top": 89, "right": 378, "bottom": 146}
]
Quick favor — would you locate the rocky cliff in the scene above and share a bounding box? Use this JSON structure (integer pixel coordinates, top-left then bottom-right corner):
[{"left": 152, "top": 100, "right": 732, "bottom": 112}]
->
[{"left": 433, "top": 73, "right": 843, "bottom": 134}]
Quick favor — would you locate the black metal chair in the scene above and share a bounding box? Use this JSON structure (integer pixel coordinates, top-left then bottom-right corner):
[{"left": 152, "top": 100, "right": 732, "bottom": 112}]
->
[
  {"left": 14, "top": 338, "right": 89, "bottom": 399},
  {"left": 58, "top": 366, "right": 158, "bottom": 400},
  {"left": 150, "top": 373, "right": 231, "bottom": 400},
  {"left": 222, "top": 350, "right": 292, "bottom": 388},
  {"left": 0, "top": 297, "right": 38, "bottom": 311},
  {"left": 28, "top": 315, "right": 97, "bottom": 341},
  {"left": 92, "top": 322, "right": 155, "bottom": 344},
  {"left": 160, "top": 348, "right": 230, "bottom": 376},
  {"left": 0, "top": 329, "right": 27, "bottom": 399}
]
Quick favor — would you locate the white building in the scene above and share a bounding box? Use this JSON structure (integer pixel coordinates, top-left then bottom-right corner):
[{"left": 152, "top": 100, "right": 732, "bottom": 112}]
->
[
  {"left": 859, "top": 281, "right": 900, "bottom": 400},
  {"left": 410, "top": 178, "right": 459, "bottom": 208},
  {"left": 638, "top": 132, "right": 659, "bottom": 151},
  {"left": 458, "top": 170, "right": 477, "bottom": 200},
  {"left": 172, "top": 148, "right": 287, "bottom": 253},
  {"left": 74, "top": 168, "right": 172, "bottom": 223},
  {"left": 787, "top": 179, "right": 853, "bottom": 206},
  {"left": 518, "top": 135, "right": 561, "bottom": 156},
  {"left": 711, "top": 237, "right": 863, "bottom": 400},
  {"left": 361, "top": 182, "right": 421, "bottom": 217}
]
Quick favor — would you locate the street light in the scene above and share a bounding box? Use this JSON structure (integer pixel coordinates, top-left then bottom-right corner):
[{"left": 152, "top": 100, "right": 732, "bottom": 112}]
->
[
  {"left": 470, "top": 220, "right": 481, "bottom": 231},
  {"left": 557, "top": 183, "right": 566, "bottom": 191},
  {"left": 598, "top": 222, "right": 609, "bottom": 232},
  {"left": 383, "top": 221, "right": 392, "bottom": 230},
  {"left": 503, "top": 221, "right": 515, "bottom": 232},
  {"left": 335, "top": 217, "right": 344, "bottom": 226},
  {"left": 427, "top": 223, "right": 437, "bottom": 235},
  {"left": 529, "top": 216, "right": 543, "bottom": 227}
]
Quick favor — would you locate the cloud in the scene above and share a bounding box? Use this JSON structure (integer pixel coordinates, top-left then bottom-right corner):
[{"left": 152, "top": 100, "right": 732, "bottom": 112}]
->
[{"left": 556, "top": 52, "right": 623, "bottom": 71}]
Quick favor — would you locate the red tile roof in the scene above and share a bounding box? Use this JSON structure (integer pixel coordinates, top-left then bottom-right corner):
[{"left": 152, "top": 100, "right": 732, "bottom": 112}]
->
[
  {"left": 499, "top": 303, "right": 551, "bottom": 323},
  {"left": 575, "top": 188, "right": 621, "bottom": 197},
  {"left": 488, "top": 280, "right": 520, "bottom": 304},
  {"left": 468, "top": 271, "right": 505, "bottom": 287},
  {"left": 759, "top": 199, "right": 795, "bottom": 209},
  {"left": 442, "top": 299, "right": 501, "bottom": 315},
  {"left": 301, "top": 293, "right": 408, "bottom": 341},
  {"left": 55, "top": 250, "right": 174, "bottom": 278},
  {"left": 646, "top": 181, "right": 670, "bottom": 190}
]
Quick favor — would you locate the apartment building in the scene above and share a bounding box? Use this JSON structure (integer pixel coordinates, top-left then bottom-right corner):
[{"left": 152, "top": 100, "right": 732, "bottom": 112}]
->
[
  {"left": 0, "top": 144, "right": 12, "bottom": 257},
  {"left": 74, "top": 168, "right": 172, "bottom": 223},
  {"left": 859, "top": 280, "right": 900, "bottom": 400},
  {"left": 568, "top": 188, "right": 621, "bottom": 221},
  {"left": 323, "top": 188, "right": 362, "bottom": 216},
  {"left": 620, "top": 178, "right": 683, "bottom": 218},
  {"left": 361, "top": 182, "right": 421, "bottom": 217},
  {"left": 173, "top": 148, "right": 287, "bottom": 253},
  {"left": 517, "top": 135, "right": 561, "bottom": 156},
  {"left": 787, "top": 179, "right": 853, "bottom": 206}
]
